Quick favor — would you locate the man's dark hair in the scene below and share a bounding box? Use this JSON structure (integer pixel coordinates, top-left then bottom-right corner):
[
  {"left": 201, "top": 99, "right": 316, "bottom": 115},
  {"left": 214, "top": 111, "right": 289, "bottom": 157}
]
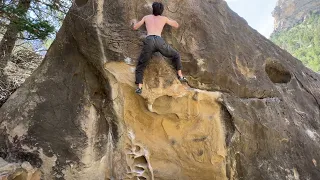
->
[{"left": 152, "top": 2, "right": 164, "bottom": 16}]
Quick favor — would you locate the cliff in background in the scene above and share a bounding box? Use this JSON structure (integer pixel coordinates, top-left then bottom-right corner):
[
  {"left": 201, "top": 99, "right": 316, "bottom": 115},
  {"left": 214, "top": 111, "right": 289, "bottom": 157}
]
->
[
  {"left": 271, "top": 0, "right": 320, "bottom": 72},
  {"left": 272, "top": 0, "right": 320, "bottom": 32}
]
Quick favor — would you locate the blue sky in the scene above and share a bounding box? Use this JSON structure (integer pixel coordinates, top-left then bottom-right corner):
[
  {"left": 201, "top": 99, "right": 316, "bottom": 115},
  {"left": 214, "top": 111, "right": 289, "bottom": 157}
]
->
[{"left": 225, "top": 0, "right": 278, "bottom": 38}]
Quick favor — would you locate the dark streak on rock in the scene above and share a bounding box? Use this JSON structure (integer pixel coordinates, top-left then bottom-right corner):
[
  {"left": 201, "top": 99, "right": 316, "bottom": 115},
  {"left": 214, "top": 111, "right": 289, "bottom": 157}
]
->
[
  {"left": 220, "top": 103, "right": 236, "bottom": 147},
  {"left": 193, "top": 136, "right": 207, "bottom": 142}
]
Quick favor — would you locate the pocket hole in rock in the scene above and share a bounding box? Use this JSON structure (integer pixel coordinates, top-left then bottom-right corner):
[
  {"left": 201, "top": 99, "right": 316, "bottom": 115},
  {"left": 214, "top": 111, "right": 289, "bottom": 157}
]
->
[
  {"left": 265, "top": 59, "right": 291, "bottom": 84},
  {"left": 134, "top": 166, "right": 145, "bottom": 174},
  {"left": 134, "top": 156, "right": 148, "bottom": 165},
  {"left": 134, "top": 145, "right": 141, "bottom": 153},
  {"left": 137, "top": 177, "right": 147, "bottom": 180},
  {"left": 75, "top": 0, "right": 88, "bottom": 7}
]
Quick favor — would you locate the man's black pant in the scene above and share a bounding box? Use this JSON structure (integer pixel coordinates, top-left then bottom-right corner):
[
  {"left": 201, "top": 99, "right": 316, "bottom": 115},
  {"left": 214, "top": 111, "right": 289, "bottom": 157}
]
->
[{"left": 135, "top": 35, "right": 182, "bottom": 84}]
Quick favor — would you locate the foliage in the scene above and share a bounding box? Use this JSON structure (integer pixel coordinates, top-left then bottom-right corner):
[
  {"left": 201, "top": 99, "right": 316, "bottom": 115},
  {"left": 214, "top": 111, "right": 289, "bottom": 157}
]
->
[
  {"left": 271, "top": 13, "right": 320, "bottom": 72},
  {"left": 0, "top": 0, "right": 71, "bottom": 42}
]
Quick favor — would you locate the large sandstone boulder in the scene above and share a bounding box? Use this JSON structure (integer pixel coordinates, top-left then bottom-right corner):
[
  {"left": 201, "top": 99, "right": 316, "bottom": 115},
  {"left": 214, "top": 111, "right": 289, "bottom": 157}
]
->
[{"left": 1, "top": 0, "right": 320, "bottom": 179}]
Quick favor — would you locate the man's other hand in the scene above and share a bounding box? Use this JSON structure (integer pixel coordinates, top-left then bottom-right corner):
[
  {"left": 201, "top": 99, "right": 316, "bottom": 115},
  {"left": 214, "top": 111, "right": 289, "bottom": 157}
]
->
[{"left": 130, "top": 19, "right": 138, "bottom": 27}]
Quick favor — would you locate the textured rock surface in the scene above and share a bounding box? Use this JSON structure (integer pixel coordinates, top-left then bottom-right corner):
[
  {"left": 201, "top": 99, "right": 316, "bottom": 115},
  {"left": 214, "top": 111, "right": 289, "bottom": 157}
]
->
[
  {"left": 0, "top": 50, "right": 42, "bottom": 107},
  {"left": 0, "top": 157, "right": 41, "bottom": 180},
  {"left": 273, "top": 0, "right": 320, "bottom": 31},
  {"left": 0, "top": 0, "right": 320, "bottom": 179}
]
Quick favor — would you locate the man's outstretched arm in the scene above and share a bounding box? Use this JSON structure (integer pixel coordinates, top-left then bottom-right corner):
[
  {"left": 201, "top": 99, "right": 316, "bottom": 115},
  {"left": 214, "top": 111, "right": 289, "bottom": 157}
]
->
[
  {"left": 133, "top": 16, "right": 145, "bottom": 30},
  {"left": 166, "top": 17, "right": 179, "bottom": 29}
]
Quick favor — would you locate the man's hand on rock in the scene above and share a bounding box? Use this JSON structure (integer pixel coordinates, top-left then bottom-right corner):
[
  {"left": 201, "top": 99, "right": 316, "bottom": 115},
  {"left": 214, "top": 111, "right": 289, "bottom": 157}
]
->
[{"left": 130, "top": 19, "right": 138, "bottom": 27}]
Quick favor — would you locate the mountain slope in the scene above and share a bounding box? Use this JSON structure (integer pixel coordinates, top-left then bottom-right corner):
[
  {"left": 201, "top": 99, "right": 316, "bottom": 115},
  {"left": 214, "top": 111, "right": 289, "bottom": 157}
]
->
[
  {"left": 271, "top": 13, "right": 320, "bottom": 72},
  {"left": 272, "top": 0, "right": 320, "bottom": 32}
]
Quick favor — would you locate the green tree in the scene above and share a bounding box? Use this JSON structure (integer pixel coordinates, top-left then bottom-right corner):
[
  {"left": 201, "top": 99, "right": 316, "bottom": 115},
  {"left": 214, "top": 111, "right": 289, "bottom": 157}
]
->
[
  {"left": 0, "top": 0, "right": 70, "bottom": 70},
  {"left": 0, "top": 0, "right": 70, "bottom": 107},
  {"left": 271, "top": 13, "right": 320, "bottom": 72}
]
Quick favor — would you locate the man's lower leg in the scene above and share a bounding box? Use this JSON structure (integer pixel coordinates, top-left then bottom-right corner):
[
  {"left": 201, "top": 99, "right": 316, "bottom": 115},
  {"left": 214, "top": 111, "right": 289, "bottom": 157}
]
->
[
  {"left": 135, "top": 83, "right": 143, "bottom": 94},
  {"left": 177, "top": 70, "right": 187, "bottom": 82},
  {"left": 177, "top": 70, "right": 183, "bottom": 78}
]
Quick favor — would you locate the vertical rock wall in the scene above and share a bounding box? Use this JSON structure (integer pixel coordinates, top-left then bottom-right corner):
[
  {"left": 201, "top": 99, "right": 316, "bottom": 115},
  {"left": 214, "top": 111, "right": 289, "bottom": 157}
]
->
[{"left": 0, "top": 0, "right": 319, "bottom": 179}]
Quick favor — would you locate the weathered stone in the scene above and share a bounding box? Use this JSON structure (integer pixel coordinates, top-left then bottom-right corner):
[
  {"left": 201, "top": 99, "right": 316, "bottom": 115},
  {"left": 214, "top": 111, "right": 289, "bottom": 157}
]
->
[
  {"left": 0, "top": 0, "right": 320, "bottom": 179},
  {"left": 0, "top": 49, "right": 42, "bottom": 107},
  {"left": 0, "top": 158, "right": 40, "bottom": 180}
]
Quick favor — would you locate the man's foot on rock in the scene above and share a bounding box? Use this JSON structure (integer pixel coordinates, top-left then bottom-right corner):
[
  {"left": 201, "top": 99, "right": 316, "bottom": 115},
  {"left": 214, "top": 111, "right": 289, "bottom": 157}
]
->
[
  {"left": 178, "top": 76, "right": 188, "bottom": 83},
  {"left": 135, "top": 87, "right": 142, "bottom": 94}
]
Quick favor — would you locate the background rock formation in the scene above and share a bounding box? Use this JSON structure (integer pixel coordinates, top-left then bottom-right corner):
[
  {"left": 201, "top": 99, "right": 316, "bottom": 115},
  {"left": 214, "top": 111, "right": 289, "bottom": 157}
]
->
[
  {"left": 271, "top": 0, "right": 320, "bottom": 72},
  {"left": 273, "top": 0, "right": 320, "bottom": 32},
  {"left": 0, "top": 0, "right": 320, "bottom": 179},
  {"left": 0, "top": 50, "right": 42, "bottom": 107}
]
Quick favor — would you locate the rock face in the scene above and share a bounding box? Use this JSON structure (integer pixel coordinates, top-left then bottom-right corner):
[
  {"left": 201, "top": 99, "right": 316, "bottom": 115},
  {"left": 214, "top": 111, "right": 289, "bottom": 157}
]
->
[
  {"left": 1, "top": 0, "right": 320, "bottom": 179},
  {"left": 0, "top": 50, "right": 42, "bottom": 107},
  {"left": 0, "top": 157, "right": 41, "bottom": 180},
  {"left": 272, "top": 0, "right": 320, "bottom": 32}
]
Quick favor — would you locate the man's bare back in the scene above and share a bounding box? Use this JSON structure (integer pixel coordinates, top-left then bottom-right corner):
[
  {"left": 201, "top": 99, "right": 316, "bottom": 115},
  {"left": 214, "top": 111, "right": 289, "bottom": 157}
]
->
[
  {"left": 132, "top": 2, "right": 186, "bottom": 95},
  {"left": 133, "top": 15, "right": 179, "bottom": 36}
]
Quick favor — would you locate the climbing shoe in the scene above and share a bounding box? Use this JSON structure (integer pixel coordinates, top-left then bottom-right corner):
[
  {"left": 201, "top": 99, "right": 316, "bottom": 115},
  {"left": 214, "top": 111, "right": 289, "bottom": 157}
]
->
[
  {"left": 178, "top": 76, "right": 188, "bottom": 83},
  {"left": 135, "top": 87, "right": 142, "bottom": 94}
]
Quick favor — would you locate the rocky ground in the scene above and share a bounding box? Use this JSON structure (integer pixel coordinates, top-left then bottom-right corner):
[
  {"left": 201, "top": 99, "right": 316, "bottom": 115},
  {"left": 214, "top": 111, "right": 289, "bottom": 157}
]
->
[{"left": 0, "top": 50, "right": 42, "bottom": 107}]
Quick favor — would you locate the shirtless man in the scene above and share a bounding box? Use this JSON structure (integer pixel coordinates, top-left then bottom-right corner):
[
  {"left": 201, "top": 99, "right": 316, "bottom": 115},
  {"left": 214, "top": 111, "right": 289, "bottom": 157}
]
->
[{"left": 132, "top": 2, "right": 187, "bottom": 94}]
